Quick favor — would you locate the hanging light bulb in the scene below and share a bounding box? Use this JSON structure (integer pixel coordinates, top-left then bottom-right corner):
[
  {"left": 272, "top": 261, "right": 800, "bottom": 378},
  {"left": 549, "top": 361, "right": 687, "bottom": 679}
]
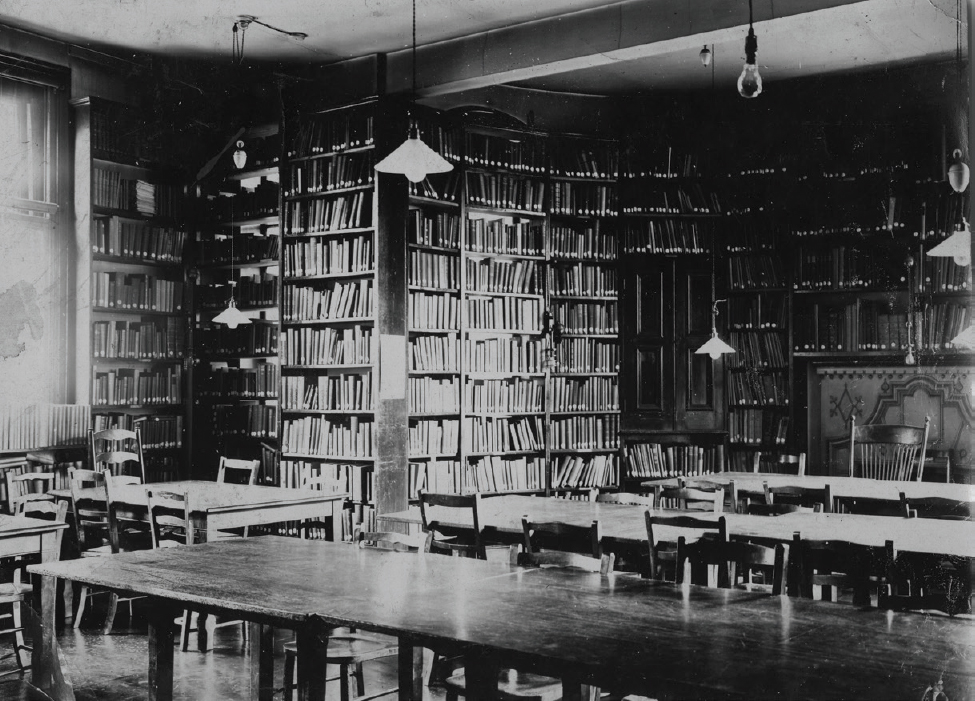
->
[
  {"left": 233, "top": 140, "right": 247, "bottom": 170},
  {"left": 737, "top": 0, "right": 762, "bottom": 98},
  {"left": 375, "top": 0, "right": 453, "bottom": 183},
  {"left": 699, "top": 45, "right": 712, "bottom": 67},
  {"left": 948, "top": 149, "right": 970, "bottom": 193},
  {"left": 927, "top": 218, "right": 971, "bottom": 267}
]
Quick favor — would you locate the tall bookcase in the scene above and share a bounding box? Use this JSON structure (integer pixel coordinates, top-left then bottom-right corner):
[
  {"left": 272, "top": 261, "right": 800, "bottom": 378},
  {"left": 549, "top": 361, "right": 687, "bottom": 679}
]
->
[
  {"left": 190, "top": 125, "right": 281, "bottom": 481},
  {"left": 72, "top": 97, "right": 187, "bottom": 480}
]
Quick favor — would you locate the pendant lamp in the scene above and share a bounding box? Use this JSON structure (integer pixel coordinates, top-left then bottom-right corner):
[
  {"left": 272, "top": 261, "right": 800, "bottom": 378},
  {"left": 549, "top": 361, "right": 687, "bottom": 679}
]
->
[
  {"left": 374, "top": 0, "right": 453, "bottom": 183},
  {"left": 737, "top": 0, "right": 762, "bottom": 98},
  {"left": 696, "top": 237, "right": 736, "bottom": 359},
  {"left": 927, "top": 218, "right": 971, "bottom": 267},
  {"left": 212, "top": 283, "right": 252, "bottom": 330}
]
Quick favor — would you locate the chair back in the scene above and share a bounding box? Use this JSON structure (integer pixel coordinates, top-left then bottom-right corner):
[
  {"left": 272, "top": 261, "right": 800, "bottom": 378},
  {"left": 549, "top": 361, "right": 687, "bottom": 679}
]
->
[
  {"left": 753, "top": 452, "right": 806, "bottom": 476},
  {"left": 21, "top": 499, "right": 69, "bottom": 554},
  {"left": 849, "top": 416, "right": 930, "bottom": 481},
  {"left": 900, "top": 494, "right": 974, "bottom": 521},
  {"left": 105, "top": 475, "right": 149, "bottom": 554},
  {"left": 677, "top": 523, "right": 789, "bottom": 595},
  {"left": 644, "top": 511, "right": 726, "bottom": 581},
  {"left": 68, "top": 467, "right": 108, "bottom": 553},
  {"left": 216, "top": 457, "right": 260, "bottom": 485},
  {"left": 595, "top": 492, "right": 655, "bottom": 508},
  {"left": 89, "top": 427, "right": 146, "bottom": 481},
  {"left": 654, "top": 480, "right": 724, "bottom": 512},
  {"left": 146, "top": 489, "right": 193, "bottom": 548},
  {"left": 418, "top": 491, "right": 485, "bottom": 559},
  {"left": 356, "top": 530, "right": 432, "bottom": 553},
  {"left": 764, "top": 483, "right": 832, "bottom": 513},
  {"left": 513, "top": 549, "right": 616, "bottom": 575},
  {"left": 5, "top": 470, "right": 57, "bottom": 514},
  {"left": 521, "top": 517, "right": 602, "bottom": 558},
  {"left": 792, "top": 533, "right": 889, "bottom": 604}
]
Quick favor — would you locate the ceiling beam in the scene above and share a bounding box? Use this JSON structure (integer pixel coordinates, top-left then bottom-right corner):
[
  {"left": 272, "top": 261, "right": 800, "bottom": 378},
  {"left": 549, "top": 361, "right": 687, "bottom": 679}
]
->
[{"left": 383, "top": 0, "right": 874, "bottom": 97}]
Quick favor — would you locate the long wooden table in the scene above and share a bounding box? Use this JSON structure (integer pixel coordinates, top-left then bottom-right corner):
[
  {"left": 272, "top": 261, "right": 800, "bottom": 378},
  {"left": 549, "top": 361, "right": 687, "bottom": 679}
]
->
[
  {"left": 380, "top": 494, "right": 975, "bottom": 558},
  {"left": 28, "top": 537, "right": 975, "bottom": 700}
]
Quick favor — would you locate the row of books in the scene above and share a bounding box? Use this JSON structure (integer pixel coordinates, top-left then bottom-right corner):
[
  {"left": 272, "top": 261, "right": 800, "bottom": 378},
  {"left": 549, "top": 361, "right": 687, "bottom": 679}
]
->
[
  {"left": 418, "top": 124, "right": 462, "bottom": 163},
  {"left": 409, "top": 418, "right": 459, "bottom": 456},
  {"left": 554, "top": 338, "right": 619, "bottom": 374},
  {"left": 793, "top": 303, "right": 856, "bottom": 352},
  {"left": 550, "top": 376, "right": 619, "bottom": 411},
  {"left": 919, "top": 195, "right": 968, "bottom": 240},
  {"left": 199, "top": 275, "right": 278, "bottom": 310},
  {"left": 408, "top": 456, "right": 546, "bottom": 497},
  {"left": 728, "top": 296, "right": 787, "bottom": 330},
  {"left": 409, "top": 377, "right": 460, "bottom": 415},
  {"left": 920, "top": 302, "right": 971, "bottom": 350},
  {"left": 623, "top": 147, "right": 701, "bottom": 180},
  {"left": 278, "top": 460, "right": 351, "bottom": 493},
  {"left": 549, "top": 225, "right": 618, "bottom": 260},
  {"left": 466, "top": 218, "right": 544, "bottom": 256},
  {"left": 726, "top": 332, "right": 787, "bottom": 369},
  {"left": 410, "top": 250, "right": 459, "bottom": 289},
  {"left": 853, "top": 304, "right": 910, "bottom": 351},
  {"left": 195, "top": 233, "right": 278, "bottom": 266},
  {"left": 622, "top": 220, "right": 711, "bottom": 255},
  {"left": 213, "top": 179, "right": 279, "bottom": 221},
  {"left": 551, "top": 454, "right": 619, "bottom": 489},
  {"left": 287, "top": 113, "right": 374, "bottom": 157},
  {"left": 282, "top": 372, "right": 373, "bottom": 412},
  {"left": 924, "top": 256, "right": 971, "bottom": 293},
  {"left": 551, "top": 145, "right": 619, "bottom": 179},
  {"left": 287, "top": 152, "right": 375, "bottom": 196},
  {"left": 464, "top": 337, "right": 542, "bottom": 373},
  {"left": 465, "top": 296, "right": 541, "bottom": 332},
  {"left": 626, "top": 443, "right": 721, "bottom": 478},
  {"left": 551, "top": 300, "right": 618, "bottom": 334},
  {"left": 90, "top": 105, "right": 155, "bottom": 163},
  {"left": 465, "top": 133, "right": 545, "bottom": 174},
  {"left": 283, "top": 280, "right": 374, "bottom": 322},
  {"left": 93, "top": 217, "right": 185, "bottom": 262},
  {"left": 284, "top": 191, "right": 372, "bottom": 234},
  {"left": 282, "top": 416, "right": 372, "bottom": 458},
  {"left": 211, "top": 404, "right": 278, "bottom": 439},
  {"left": 466, "top": 377, "right": 545, "bottom": 414},
  {"left": 196, "top": 323, "right": 278, "bottom": 357},
  {"left": 408, "top": 172, "right": 462, "bottom": 202},
  {"left": 465, "top": 257, "right": 538, "bottom": 294},
  {"left": 729, "top": 408, "right": 789, "bottom": 446},
  {"left": 283, "top": 234, "right": 374, "bottom": 277},
  {"left": 549, "top": 415, "right": 620, "bottom": 451},
  {"left": 91, "top": 366, "right": 182, "bottom": 406},
  {"left": 409, "top": 291, "right": 459, "bottom": 330},
  {"left": 789, "top": 194, "right": 902, "bottom": 237},
  {"left": 621, "top": 185, "right": 721, "bottom": 215},
  {"left": 724, "top": 218, "right": 789, "bottom": 252},
  {"left": 794, "top": 247, "right": 897, "bottom": 291},
  {"left": 92, "top": 273, "right": 182, "bottom": 313},
  {"left": 92, "top": 318, "right": 184, "bottom": 360},
  {"left": 93, "top": 168, "right": 177, "bottom": 218},
  {"left": 92, "top": 413, "right": 182, "bottom": 450},
  {"left": 466, "top": 173, "right": 546, "bottom": 212},
  {"left": 0, "top": 404, "right": 89, "bottom": 451},
  {"left": 462, "top": 415, "right": 544, "bottom": 454},
  {"left": 550, "top": 182, "right": 618, "bottom": 217},
  {"left": 198, "top": 364, "right": 278, "bottom": 400},
  {"left": 281, "top": 325, "right": 372, "bottom": 366},
  {"left": 551, "top": 263, "right": 616, "bottom": 296},
  {"left": 409, "top": 334, "right": 459, "bottom": 372},
  {"left": 728, "top": 371, "right": 789, "bottom": 406},
  {"left": 728, "top": 255, "right": 785, "bottom": 290},
  {"left": 409, "top": 209, "right": 461, "bottom": 249}
]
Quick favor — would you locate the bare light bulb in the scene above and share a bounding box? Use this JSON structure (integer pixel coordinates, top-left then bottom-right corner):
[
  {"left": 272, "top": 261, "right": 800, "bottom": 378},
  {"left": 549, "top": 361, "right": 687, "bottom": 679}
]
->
[
  {"left": 948, "top": 149, "right": 970, "bottom": 193},
  {"left": 738, "top": 27, "right": 762, "bottom": 99},
  {"left": 232, "top": 140, "right": 247, "bottom": 170}
]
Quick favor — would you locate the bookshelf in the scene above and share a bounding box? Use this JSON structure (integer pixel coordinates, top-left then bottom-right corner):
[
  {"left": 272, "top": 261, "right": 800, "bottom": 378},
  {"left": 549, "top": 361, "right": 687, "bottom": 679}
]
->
[
  {"left": 72, "top": 96, "right": 187, "bottom": 481},
  {"left": 190, "top": 124, "right": 281, "bottom": 482}
]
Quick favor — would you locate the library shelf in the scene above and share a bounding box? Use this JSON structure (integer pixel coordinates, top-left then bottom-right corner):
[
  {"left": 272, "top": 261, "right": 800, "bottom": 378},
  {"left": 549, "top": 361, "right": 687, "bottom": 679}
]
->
[{"left": 285, "top": 184, "right": 374, "bottom": 200}]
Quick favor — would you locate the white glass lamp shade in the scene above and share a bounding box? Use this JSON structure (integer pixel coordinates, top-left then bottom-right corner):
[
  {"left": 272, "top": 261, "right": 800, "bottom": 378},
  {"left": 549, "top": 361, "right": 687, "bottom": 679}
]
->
[
  {"left": 233, "top": 141, "right": 247, "bottom": 170},
  {"left": 950, "top": 323, "right": 975, "bottom": 350},
  {"left": 212, "top": 298, "right": 252, "bottom": 329},
  {"left": 700, "top": 46, "right": 712, "bottom": 67},
  {"left": 927, "top": 224, "right": 971, "bottom": 267},
  {"left": 695, "top": 331, "right": 737, "bottom": 359},
  {"left": 948, "top": 150, "right": 970, "bottom": 193},
  {"left": 375, "top": 130, "right": 453, "bottom": 183}
]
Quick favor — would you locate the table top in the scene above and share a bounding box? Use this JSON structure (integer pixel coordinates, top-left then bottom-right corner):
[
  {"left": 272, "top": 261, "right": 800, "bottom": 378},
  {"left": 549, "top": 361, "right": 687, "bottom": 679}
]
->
[
  {"left": 50, "top": 480, "right": 346, "bottom": 511},
  {"left": 28, "top": 536, "right": 975, "bottom": 699},
  {"left": 0, "top": 514, "right": 68, "bottom": 537},
  {"left": 640, "top": 472, "right": 975, "bottom": 502},
  {"left": 381, "top": 494, "right": 975, "bottom": 558}
]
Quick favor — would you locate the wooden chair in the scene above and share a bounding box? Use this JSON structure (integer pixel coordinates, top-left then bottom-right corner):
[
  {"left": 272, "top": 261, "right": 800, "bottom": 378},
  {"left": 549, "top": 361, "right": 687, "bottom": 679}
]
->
[
  {"left": 791, "top": 533, "right": 889, "bottom": 606},
  {"left": 849, "top": 416, "right": 930, "bottom": 481},
  {"left": 68, "top": 468, "right": 114, "bottom": 630},
  {"left": 645, "top": 511, "right": 725, "bottom": 582},
  {"left": 653, "top": 479, "right": 724, "bottom": 512},
  {"left": 102, "top": 475, "right": 150, "bottom": 634},
  {"left": 521, "top": 517, "right": 602, "bottom": 558},
  {"left": 0, "top": 499, "right": 68, "bottom": 675},
  {"left": 899, "top": 494, "right": 974, "bottom": 521},
  {"left": 89, "top": 427, "right": 146, "bottom": 481},
  {"left": 419, "top": 491, "right": 486, "bottom": 559},
  {"left": 595, "top": 492, "right": 655, "bottom": 508},
  {"left": 215, "top": 456, "right": 260, "bottom": 537},
  {"left": 282, "top": 528, "right": 431, "bottom": 701},
  {"left": 752, "top": 451, "right": 806, "bottom": 476},
  {"left": 761, "top": 482, "right": 831, "bottom": 513},
  {"left": 4, "top": 470, "right": 57, "bottom": 515},
  {"left": 677, "top": 522, "right": 789, "bottom": 595},
  {"left": 439, "top": 549, "right": 616, "bottom": 701}
]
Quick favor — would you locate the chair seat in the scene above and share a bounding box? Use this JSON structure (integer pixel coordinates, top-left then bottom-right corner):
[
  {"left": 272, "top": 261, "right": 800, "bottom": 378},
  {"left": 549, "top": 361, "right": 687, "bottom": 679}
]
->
[
  {"left": 284, "top": 633, "right": 398, "bottom": 664},
  {"left": 0, "top": 582, "right": 31, "bottom": 601},
  {"left": 443, "top": 668, "right": 563, "bottom": 701},
  {"left": 80, "top": 545, "right": 114, "bottom": 557}
]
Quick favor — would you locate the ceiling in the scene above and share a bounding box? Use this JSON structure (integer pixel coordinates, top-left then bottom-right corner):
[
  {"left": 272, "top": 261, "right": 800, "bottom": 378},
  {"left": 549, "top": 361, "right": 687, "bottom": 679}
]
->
[{"left": 0, "top": 0, "right": 966, "bottom": 95}]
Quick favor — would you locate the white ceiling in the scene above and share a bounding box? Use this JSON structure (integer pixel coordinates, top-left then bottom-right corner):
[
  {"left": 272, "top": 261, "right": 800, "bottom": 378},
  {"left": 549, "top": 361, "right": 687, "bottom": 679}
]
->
[{"left": 0, "top": 0, "right": 966, "bottom": 94}]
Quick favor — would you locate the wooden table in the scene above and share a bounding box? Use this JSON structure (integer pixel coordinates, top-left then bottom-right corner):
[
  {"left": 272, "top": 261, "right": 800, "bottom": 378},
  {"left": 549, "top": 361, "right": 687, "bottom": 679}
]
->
[
  {"left": 28, "top": 536, "right": 975, "bottom": 700},
  {"left": 380, "top": 494, "right": 975, "bottom": 558}
]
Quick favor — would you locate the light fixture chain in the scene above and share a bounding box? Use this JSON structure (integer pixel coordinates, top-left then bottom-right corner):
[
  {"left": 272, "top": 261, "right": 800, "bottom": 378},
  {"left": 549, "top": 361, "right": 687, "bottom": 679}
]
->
[{"left": 412, "top": 0, "right": 418, "bottom": 106}]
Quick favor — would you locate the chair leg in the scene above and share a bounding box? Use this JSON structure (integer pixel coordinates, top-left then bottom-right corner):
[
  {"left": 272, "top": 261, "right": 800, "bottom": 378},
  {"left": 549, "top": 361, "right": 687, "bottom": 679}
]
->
[
  {"left": 102, "top": 592, "right": 119, "bottom": 635},
  {"left": 179, "top": 610, "right": 193, "bottom": 651},
  {"left": 340, "top": 663, "right": 354, "bottom": 701},
  {"left": 12, "top": 601, "right": 26, "bottom": 671},
  {"left": 73, "top": 585, "right": 88, "bottom": 629},
  {"left": 283, "top": 649, "right": 296, "bottom": 701},
  {"left": 62, "top": 580, "right": 74, "bottom": 624},
  {"left": 354, "top": 661, "right": 365, "bottom": 696}
]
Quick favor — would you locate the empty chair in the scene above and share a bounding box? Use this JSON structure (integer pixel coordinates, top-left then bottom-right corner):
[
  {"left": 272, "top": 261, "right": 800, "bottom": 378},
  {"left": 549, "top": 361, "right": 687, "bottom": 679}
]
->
[
  {"left": 677, "top": 520, "right": 789, "bottom": 595},
  {"left": 654, "top": 479, "right": 724, "bottom": 512},
  {"left": 900, "top": 494, "right": 974, "bottom": 521},
  {"left": 595, "top": 492, "right": 655, "bottom": 508},
  {"left": 419, "top": 491, "right": 486, "bottom": 559},
  {"left": 216, "top": 456, "right": 260, "bottom": 537},
  {"left": 521, "top": 517, "right": 602, "bottom": 558},
  {"left": 89, "top": 427, "right": 146, "bottom": 481},
  {"left": 100, "top": 475, "right": 151, "bottom": 634},
  {"left": 849, "top": 416, "right": 930, "bottom": 481},
  {"left": 4, "top": 470, "right": 57, "bottom": 515},
  {"left": 282, "top": 528, "right": 431, "bottom": 701},
  {"left": 645, "top": 511, "right": 725, "bottom": 582},
  {"left": 0, "top": 499, "right": 68, "bottom": 675},
  {"left": 68, "top": 468, "right": 113, "bottom": 630},
  {"left": 752, "top": 451, "right": 807, "bottom": 476},
  {"left": 792, "top": 534, "right": 889, "bottom": 606},
  {"left": 760, "top": 482, "right": 831, "bottom": 514}
]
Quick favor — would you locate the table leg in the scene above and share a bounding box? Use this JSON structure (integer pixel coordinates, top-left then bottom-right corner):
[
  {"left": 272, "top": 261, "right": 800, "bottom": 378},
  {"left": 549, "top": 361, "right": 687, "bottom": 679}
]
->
[
  {"left": 463, "top": 649, "right": 500, "bottom": 701},
  {"left": 295, "top": 625, "right": 331, "bottom": 701},
  {"left": 397, "top": 641, "right": 424, "bottom": 701},
  {"left": 197, "top": 612, "right": 217, "bottom": 651},
  {"left": 29, "top": 573, "right": 75, "bottom": 701},
  {"left": 248, "top": 622, "right": 275, "bottom": 701},
  {"left": 147, "top": 601, "right": 176, "bottom": 701}
]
